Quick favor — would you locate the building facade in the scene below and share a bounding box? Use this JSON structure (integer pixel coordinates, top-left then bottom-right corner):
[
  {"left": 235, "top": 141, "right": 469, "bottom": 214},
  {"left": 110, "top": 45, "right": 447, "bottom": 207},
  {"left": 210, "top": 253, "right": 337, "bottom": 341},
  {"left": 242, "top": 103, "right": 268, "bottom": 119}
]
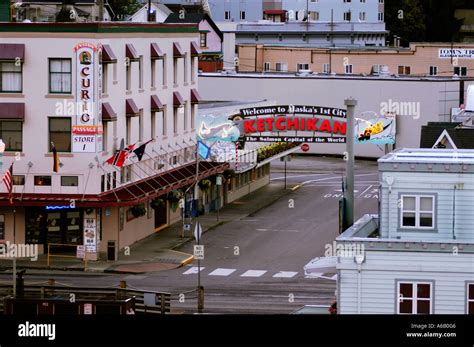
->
[
  {"left": 237, "top": 42, "right": 474, "bottom": 76},
  {"left": 0, "top": 22, "right": 227, "bottom": 258},
  {"left": 336, "top": 149, "right": 474, "bottom": 314}
]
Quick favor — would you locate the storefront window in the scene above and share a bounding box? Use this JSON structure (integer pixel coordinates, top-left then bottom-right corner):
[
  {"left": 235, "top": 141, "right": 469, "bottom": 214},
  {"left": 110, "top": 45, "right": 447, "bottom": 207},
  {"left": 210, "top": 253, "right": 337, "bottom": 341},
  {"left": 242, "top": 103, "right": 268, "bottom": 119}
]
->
[
  {"left": 34, "top": 176, "right": 52, "bottom": 186},
  {"left": 0, "top": 215, "right": 5, "bottom": 239}
]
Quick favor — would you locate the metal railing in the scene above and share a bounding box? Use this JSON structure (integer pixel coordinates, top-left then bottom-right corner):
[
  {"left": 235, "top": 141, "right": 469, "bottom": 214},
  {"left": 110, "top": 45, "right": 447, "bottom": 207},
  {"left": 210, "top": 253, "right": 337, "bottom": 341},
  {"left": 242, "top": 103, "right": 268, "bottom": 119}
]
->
[{"left": 47, "top": 243, "right": 88, "bottom": 269}]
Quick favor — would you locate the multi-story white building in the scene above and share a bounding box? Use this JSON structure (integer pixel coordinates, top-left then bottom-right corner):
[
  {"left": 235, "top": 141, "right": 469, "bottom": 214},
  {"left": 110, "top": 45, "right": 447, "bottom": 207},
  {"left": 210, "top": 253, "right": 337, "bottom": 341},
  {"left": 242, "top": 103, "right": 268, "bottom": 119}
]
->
[
  {"left": 0, "top": 22, "right": 227, "bottom": 257},
  {"left": 336, "top": 149, "right": 474, "bottom": 314}
]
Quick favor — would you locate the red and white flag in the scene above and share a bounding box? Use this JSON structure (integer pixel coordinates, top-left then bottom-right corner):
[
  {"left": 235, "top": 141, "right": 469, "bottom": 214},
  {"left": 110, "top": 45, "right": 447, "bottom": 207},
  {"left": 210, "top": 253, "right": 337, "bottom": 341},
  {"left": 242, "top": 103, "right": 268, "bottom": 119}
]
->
[
  {"left": 105, "top": 144, "right": 135, "bottom": 167},
  {"left": 2, "top": 162, "right": 13, "bottom": 205}
]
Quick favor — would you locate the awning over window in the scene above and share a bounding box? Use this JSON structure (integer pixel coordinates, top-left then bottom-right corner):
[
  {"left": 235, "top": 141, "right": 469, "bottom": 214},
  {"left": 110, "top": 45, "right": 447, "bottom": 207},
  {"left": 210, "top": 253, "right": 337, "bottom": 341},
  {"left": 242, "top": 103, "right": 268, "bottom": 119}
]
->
[
  {"left": 0, "top": 44, "right": 25, "bottom": 61},
  {"left": 0, "top": 161, "right": 229, "bottom": 207},
  {"left": 151, "top": 95, "right": 164, "bottom": 111},
  {"left": 126, "top": 43, "right": 139, "bottom": 61},
  {"left": 102, "top": 102, "right": 117, "bottom": 121},
  {"left": 126, "top": 98, "right": 140, "bottom": 117},
  {"left": 101, "top": 44, "right": 117, "bottom": 64},
  {"left": 150, "top": 43, "right": 164, "bottom": 60},
  {"left": 0, "top": 103, "right": 25, "bottom": 120},
  {"left": 173, "top": 91, "right": 184, "bottom": 106},
  {"left": 190, "top": 89, "right": 202, "bottom": 104},
  {"left": 191, "top": 41, "right": 201, "bottom": 57},
  {"left": 173, "top": 42, "right": 184, "bottom": 58}
]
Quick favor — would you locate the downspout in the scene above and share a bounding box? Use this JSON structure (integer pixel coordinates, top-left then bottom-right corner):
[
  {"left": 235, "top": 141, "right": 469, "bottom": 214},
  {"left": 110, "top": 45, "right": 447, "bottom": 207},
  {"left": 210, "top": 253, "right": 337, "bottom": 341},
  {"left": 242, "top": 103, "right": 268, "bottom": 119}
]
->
[
  {"left": 357, "top": 263, "right": 361, "bottom": 314},
  {"left": 452, "top": 185, "right": 456, "bottom": 240}
]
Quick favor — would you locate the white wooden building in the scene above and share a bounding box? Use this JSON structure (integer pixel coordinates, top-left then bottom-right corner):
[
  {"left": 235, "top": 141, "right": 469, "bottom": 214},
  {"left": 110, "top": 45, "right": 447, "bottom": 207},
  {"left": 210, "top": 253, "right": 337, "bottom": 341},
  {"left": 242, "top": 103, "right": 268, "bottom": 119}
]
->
[{"left": 336, "top": 148, "right": 474, "bottom": 314}]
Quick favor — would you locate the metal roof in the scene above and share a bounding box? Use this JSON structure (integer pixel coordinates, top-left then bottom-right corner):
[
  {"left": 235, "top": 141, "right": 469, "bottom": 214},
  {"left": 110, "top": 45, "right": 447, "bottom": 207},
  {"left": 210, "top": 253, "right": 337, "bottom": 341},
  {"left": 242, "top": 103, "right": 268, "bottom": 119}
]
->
[{"left": 379, "top": 148, "right": 474, "bottom": 165}]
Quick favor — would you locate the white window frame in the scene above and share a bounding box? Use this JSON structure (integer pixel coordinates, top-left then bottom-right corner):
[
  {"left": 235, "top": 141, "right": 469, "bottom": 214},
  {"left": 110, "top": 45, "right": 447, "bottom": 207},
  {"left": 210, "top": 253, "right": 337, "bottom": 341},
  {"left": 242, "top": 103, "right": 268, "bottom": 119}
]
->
[
  {"left": 429, "top": 66, "right": 438, "bottom": 76},
  {"left": 322, "top": 63, "right": 330, "bottom": 73},
  {"left": 344, "top": 11, "right": 351, "bottom": 21},
  {"left": 275, "top": 62, "right": 288, "bottom": 72},
  {"left": 297, "top": 63, "right": 309, "bottom": 71},
  {"left": 345, "top": 64, "right": 353, "bottom": 74},
  {"left": 467, "top": 283, "right": 474, "bottom": 314},
  {"left": 263, "top": 62, "right": 270, "bottom": 72},
  {"left": 224, "top": 11, "right": 230, "bottom": 20},
  {"left": 397, "top": 282, "right": 432, "bottom": 314},
  {"left": 454, "top": 66, "right": 467, "bottom": 76},
  {"left": 400, "top": 194, "right": 435, "bottom": 230}
]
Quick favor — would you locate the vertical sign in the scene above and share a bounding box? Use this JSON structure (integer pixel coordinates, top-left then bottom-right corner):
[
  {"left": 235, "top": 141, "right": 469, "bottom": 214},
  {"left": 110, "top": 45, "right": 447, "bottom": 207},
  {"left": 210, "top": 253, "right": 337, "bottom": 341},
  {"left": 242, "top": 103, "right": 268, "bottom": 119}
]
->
[
  {"left": 96, "top": 43, "right": 103, "bottom": 152},
  {"left": 73, "top": 43, "right": 97, "bottom": 153},
  {"left": 83, "top": 208, "right": 98, "bottom": 253}
]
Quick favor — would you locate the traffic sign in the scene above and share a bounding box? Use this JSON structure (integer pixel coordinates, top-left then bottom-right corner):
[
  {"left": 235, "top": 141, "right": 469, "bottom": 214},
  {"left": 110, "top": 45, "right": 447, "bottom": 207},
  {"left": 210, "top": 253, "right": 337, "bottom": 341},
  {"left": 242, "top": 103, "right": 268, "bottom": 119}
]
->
[
  {"left": 216, "top": 176, "right": 222, "bottom": 186},
  {"left": 184, "top": 223, "right": 191, "bottom": 232},
  {"left": 194, "top": 245, "right": 204, "bottom": 260},
  {"left": 301, "top": 143, "right": 310, "bottom": 152},
  {"left": 194, "top": 222, "right": 202, "bottom": 242}
]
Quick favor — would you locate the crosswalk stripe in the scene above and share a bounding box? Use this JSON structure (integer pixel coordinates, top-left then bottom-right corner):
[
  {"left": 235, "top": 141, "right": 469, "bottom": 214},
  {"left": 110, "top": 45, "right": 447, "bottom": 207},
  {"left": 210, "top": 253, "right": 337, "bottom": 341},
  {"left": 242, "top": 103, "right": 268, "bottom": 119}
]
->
[
  {"left": 182, "top": 266, "right": 205, "bottom": 275},
  {"left": 272, "top": 271, "right": 298, "bottom": 278},
  {"left": 240, "top": 270, "right": 267, "bottom": 277},
  {"left": 208, "top": 268, "right": 236, "bottom": 276}
]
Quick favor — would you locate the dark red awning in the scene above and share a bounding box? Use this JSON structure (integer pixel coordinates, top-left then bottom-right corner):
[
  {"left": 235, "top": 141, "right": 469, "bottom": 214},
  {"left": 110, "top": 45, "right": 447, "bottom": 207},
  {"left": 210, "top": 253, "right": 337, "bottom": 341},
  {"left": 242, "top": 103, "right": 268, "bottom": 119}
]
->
[
  {"left": 173, "top": 91, "right": 184, "bottom": 106},
  {"left": 0, "top": 162, "right": 229, "bottom": 207},
  {"left": 190, "top": 89, "right": 202, "bottom": 104},
  {"left": 173, "top": 42, "right": 184, "bottom": 58},
  {"left": 191, "top": 41, "right": 201, "bottom": 57},
  {"left": 0, "top": 44, "right": 25, "bottom": 61},
  {"left": 264, "top": 10, "right": 287, "bottom": 15},
  {"left": 126, "top": 43, "right": 139, "bottom": 61},
  {"left": 126, "top": 98, "right": 140, "bottom": 117},
  {"left": 101, "top": 44, "right": 117, "bottom": 63},
  {"left": 150, "top": 43, "right": 164, "bottom": 59},
  {"left": 102, "top": 102, "right": 117, "bottom": 121},
  {"left": 0, "top": 103, "right": 25, "bottom": 120},
  {"left": 151, "top": 95, "right": 164, "bottom": 111}
]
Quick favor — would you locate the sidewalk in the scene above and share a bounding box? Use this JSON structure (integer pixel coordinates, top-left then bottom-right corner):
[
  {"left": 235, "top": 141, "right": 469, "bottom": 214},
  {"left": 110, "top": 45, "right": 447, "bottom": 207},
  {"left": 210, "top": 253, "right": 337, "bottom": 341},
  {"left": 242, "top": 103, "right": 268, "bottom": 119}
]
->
[{"left": 0, "top": 182, "right": 291, "bottom": 275}]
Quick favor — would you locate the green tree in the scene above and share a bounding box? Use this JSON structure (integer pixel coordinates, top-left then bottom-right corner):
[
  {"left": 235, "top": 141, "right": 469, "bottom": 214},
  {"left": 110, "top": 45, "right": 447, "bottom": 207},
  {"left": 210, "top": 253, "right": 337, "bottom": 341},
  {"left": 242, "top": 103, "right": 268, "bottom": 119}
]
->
[
  {"left": 106, "top": 0, "right": 141, "bottom": 21},
  {"left": 385, "top": 0, "right": 426, "bottom": 46}
]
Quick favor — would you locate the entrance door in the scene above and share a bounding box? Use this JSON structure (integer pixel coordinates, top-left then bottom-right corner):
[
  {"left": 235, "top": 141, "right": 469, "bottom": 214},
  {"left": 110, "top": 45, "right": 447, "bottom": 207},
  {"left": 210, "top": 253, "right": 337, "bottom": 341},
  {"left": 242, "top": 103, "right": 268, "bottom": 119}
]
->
[
  {"left": 154, "top": 202, "right": 167, "bottom": 229},
  {"left": 45, "top": 209, "right": 83, "bottom": 253}
]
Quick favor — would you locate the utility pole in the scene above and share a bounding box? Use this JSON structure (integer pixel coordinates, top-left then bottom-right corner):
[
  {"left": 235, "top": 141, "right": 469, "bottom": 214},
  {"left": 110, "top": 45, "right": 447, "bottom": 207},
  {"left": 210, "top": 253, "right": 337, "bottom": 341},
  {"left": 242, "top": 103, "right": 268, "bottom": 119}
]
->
[
  {"left": 344, "top": 98, "right": 357, "bottom": 228},
  {"left": 147, "top": 0, "right": 151, "bottom": 22},
  {"left": 98, "top": 0, "right": 104, "bottom": 21}
]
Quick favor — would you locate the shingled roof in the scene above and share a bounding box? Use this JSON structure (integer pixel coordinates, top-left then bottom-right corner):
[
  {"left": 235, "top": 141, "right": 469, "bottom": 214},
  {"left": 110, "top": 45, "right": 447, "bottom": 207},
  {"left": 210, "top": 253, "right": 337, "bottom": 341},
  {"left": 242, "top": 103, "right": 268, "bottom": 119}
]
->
[{"left": 420, "top": 122, "right": 474, "bottom": 149}]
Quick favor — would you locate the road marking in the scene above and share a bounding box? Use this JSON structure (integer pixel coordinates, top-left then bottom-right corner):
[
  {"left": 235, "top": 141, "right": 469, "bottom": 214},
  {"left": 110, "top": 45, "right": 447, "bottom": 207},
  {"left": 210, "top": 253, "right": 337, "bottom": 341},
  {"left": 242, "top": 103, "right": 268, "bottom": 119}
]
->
[
  {"left": 301, "top": 173, "right": 378, "bottom": 186},
  {"left": 182, "top": 266, "right": 205, "bottom": 275},
  {"left": 271, "top": 173, "right": 327, "bottom": 181},
  {"left": 124, "top": 275, "right": 147, "bottom": 280},
  {"left": 273, "top": 271, "right": 298, "bottom": 278},
  {"left": 241, "top": 270, "right": 267, "bottom": 277},
  {"left": 358, "top": 184, "right": 373, "bottom": 197},
  {"left": 256, "top": 229, "right": 302, "bottom": 233},
  {"left": 208, "top": 268, "right": 236, "bottom": 276},
  {"left": 291, "top": 184, "right": 302, "bottom": 191}
]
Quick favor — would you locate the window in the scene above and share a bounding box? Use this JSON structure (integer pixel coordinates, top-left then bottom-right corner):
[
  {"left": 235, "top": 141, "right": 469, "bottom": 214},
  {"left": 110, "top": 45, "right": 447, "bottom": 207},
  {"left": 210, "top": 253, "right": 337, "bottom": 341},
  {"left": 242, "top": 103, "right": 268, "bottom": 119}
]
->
[
  {"left": 138, "top": 109, "right": 143, "bottom": 141},
  {"left": 120, "top": 166, "right": 131, "bottom": 184},
  {"left": 359, "top": 12, "right": 366, "bottom": 21},
  {"left": 378, "top": 12, "right": 384, "bottom": 21},
  {"left": 0, "top": 214, "right": 4, "bottom": 239},
  {"left": 126, "top": 63, "right": 131, "bottom": 90},
  {"left": 263, "top": 62, "right": 270, "bottom": 72},
  {"left": 224, "top": 11, "right": 230, "bottom": 20},
  {"left": 102, "top": 63, "right": 108, "bottom": 94},
  {"left": 61, "top": 176, "right": 78, "bottom": 186},
  {"left": 138, "top": 55, "right": 143, "bottom": 89},
  {"left": 191, "top": 55, "right": 196, "bottom": 83},
  {"left": 183, "top": 102, "right": 188, "bottom": 131},
  {"left": 34, "top": 176, "right": 52, "bottom": 186},
  {"left": 467, "top": 283, "right": 474, "bottom": 314},
  {"left": 429, "top": 66, "right": 438, "bottom": 76},
  {"left": 0, "top": 121, "right": 22, "bottom": 151},
  {"left": 454, "top": 66, "right": 467, "bottom": 76},
  {"left": 126, "top": 116, "right": 131, "bottom": 144},
  {"left": 275, "top": 62, "right": 288, "bottom": 72},
  {"left": 173, "top": 58, "right": 178, "bottom": 85},
  {"left": 360, "top": 0, "right": 365, "bottom": 2},
  {"left": 400, "top": 195, "right": 435, "bottom": 229},
  {"left": 0, "top": 62, "right": 22, "bottom": 92},
  {"left": 398, "top": 282, "right": 432, "bottom": 314},
  {"left": 200, "top": 32, "right": 207, "bottom": 48},
  {"left": 191, "top": 104, "right": 195, "bottom": 129},
  {"left": 49, "top": 59, "right": 72, "bottom": 93},
  {"left": 297, "top": 63, "right": 309, "bottom": 71},
  {"left": 345, "top": 64, "right": 353, "bottom": 74},
  {"left": 344, "top": 11, "right": 351, "bottom": 21},
  {"left": 240, "top": 11, "right": 245, "bottom": 20},
  {"left": 49, "top": 118, "right": 71, "bottom": 152},
  {"left": 151, "top": 59, "right": 156, "bottom": 88},
  {"left": 184, "top": 53, "right": 188, "bottom": 84},
  {"left": 398, "top": 65, "right": 411, "bottom": 75},
  {"left": 278, "top": 34, "right": 283, "bottom": 41},
  {"left": 162, "top": 109, "right": 167, "bottom": 136},
  {"left": 309, "top": 11, "right": 319, "bottom": 21},
  {"left": 13, "top": 175, "right": 25, "bottom": 185},
  {"left": 162, "top": 54, "right": 167, "bottom": 87},
  {"left": 323, "top": 63, "right": 330, "bottom": 73},
  {"left": 173, "top": 107, "right": 178, "bottom": 134},
  {"left": 103, "top": 121, "right": 108, "bottom": 151},
  {"left": 151, "top": 111, "right": 156, "bottom": 138},
  {"left": 379, "top": 0, "right": 384, "bottom": 3}
]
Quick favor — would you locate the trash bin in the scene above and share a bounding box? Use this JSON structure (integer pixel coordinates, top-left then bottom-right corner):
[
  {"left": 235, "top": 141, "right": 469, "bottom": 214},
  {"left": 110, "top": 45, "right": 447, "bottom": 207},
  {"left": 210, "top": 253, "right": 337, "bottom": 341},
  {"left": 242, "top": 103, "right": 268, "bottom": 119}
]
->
[{"left": 107, "top": 240, "right": 117, "bottom": 261}]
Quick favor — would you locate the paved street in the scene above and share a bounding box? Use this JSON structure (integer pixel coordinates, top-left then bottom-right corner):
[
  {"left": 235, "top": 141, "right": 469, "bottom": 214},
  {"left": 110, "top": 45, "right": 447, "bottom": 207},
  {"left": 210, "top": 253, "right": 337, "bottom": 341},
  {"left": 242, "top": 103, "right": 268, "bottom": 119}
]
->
[{"left": 0, "top": 156, "right": 378, "bottom": 314}]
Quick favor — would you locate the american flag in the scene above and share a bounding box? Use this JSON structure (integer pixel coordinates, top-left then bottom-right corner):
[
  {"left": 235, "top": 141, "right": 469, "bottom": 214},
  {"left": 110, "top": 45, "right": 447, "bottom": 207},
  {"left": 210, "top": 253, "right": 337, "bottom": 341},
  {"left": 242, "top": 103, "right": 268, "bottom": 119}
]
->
[{"left": 2, "top": 162, "right": 13, "bottom": 205}]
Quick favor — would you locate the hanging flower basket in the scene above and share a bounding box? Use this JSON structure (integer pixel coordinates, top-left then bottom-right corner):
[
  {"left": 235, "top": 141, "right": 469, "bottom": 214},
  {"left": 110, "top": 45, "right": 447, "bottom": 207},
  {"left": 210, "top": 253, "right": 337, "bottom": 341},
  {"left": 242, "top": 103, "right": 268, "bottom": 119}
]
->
[
  {"left": 223, "top": 169, "right": 236, "bottom": 180},
  {"left": 167, "top": 190, "right": 182, "bottom": 212},
  {"left": 198, "top": 179, "right": 212, "bottom": 191},
  {"left": 150, "top": 198, "right": 165, "bottom": 209},
  {"left": 131, "top": 204, "right": 146, "bottom": 218}
]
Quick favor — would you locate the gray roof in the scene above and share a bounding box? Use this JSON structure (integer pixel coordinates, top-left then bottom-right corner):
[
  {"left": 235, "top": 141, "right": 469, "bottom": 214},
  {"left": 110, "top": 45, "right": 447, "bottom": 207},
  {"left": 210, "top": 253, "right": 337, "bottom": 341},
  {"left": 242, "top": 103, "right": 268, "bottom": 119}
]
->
[{"left": 379, "top": 148, "right": 474, "bottom": 165}]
